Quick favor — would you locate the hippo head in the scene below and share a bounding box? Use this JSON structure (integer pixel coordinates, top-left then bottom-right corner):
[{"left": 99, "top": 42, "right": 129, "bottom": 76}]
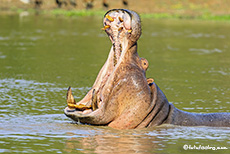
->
[{"left": 64, "top": 9, "right": 169, "bottom": 129}]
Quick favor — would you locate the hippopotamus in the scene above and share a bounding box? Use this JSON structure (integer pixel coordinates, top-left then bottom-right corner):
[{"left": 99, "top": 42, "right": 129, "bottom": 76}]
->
[{"left": 64, "top": 9, "right": 230, "bottom": 129}]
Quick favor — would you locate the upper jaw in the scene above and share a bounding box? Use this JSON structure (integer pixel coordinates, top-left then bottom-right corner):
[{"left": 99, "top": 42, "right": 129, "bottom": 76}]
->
[{"left": 102, "top": 9, "right": 142, "bottom": 65}]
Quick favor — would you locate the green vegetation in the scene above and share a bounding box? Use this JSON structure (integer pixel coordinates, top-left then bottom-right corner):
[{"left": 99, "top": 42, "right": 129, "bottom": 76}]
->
[
  {"left": 141, "top": 13, "right": 230, "bottom": 21},
  {"left": 44, "top": 9, "right": 230, "bottom": 21},
  {"left": 48, "top": 9, "right": 105, "bottom": 17},
  {"left": 1, "top": 0, "right": 230, "bottom": 21}
]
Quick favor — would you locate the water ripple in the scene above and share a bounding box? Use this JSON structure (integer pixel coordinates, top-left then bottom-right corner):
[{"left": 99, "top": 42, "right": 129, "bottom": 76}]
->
[
  {"left": 0, "top": 78, "right": 88, "bottom": 117},
  {"left": 189, "top": 48, "right": 222, "bottom": 54},
  {"left": 0, "top": 36, "right": 10, "bottom": 40},
  {"left": 0, "top": 52, "right": 6, "bottom": 59}
]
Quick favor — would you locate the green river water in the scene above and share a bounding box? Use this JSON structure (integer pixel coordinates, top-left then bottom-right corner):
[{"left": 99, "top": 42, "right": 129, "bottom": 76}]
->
[{"left": 0, "top": 13, "right": 229, "bottom": 153}]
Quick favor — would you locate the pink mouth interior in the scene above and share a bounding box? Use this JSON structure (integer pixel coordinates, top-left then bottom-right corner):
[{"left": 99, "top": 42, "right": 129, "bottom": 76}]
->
[{"left": 66, "top": 10, "right": 133, "bottom": 115}]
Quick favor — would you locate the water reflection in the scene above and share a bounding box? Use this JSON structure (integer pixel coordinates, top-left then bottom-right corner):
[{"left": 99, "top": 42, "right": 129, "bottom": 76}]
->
[
  {"left": 63, "top": 125, "right": 230, "bottom": 154},
  {"left": 64, "top": 128, "right": 160, "bottom": 154}
]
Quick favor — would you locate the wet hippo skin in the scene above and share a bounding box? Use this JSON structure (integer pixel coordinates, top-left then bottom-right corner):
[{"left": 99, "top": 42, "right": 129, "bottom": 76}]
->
[{"left": 64, "top": 9, "right": 230, "bottom": 129}]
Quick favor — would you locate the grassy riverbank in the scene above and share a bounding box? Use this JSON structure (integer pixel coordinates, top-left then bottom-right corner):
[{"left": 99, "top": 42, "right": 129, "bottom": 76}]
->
[
  {"left": 1, "top": 0, "right": 230, "bottom": 21},
  {"left": 25, "top": 9, "right": 230, "bottom": 21}
]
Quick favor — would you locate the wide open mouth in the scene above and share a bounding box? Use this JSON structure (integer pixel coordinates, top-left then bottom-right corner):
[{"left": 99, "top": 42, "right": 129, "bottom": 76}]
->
[{"left": 64, "top": 9, "right": 141, "bottom": 120}]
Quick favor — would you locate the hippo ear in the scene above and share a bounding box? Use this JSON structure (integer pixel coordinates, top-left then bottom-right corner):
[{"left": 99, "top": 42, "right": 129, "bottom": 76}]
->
[
  {"left": 146, "top": 78, "right": 157, "bottom": 102},
  {"left": 147, "top": 78, "right": 157, "bottom": 104},
  {"left": 147, "top": 78, "right": 154, "bottom": 86}
]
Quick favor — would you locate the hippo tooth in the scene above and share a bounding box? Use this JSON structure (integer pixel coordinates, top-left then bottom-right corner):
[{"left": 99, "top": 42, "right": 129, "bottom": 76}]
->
[
  {"left": 91, "top": 89, "right": 98, "bottom": 111},
  {"left": 67, "top": 103, "right": 91, "bottom": 110},
  {"left": 118, "top": 27, "right": 123, "bottom": 32},
  {"left": 67, "top": 103, "right": 76, "bottom": 108},
  {"left": 101, "top": 25, "right": 111, "bottom": 30},
  {"left": 119, "top": 16, "right": 123, "bottom": 22},
  {"left": 106, "top": 14, "right": 114, "bottom": 22},
  {"left": 73, "top": 104, "right": 92, "bottom": 111},
  {"left": 66, "top": 87, "right": 93, "bottom": 110},
  {"left": 66, "top": 86, "right": 76, "bottom": 104}
]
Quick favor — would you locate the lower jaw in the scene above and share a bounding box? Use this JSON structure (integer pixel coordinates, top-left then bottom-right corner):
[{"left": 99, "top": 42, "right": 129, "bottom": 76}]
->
[{"left": 65, "top": 107, "right": 93, "bottom": 116}]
